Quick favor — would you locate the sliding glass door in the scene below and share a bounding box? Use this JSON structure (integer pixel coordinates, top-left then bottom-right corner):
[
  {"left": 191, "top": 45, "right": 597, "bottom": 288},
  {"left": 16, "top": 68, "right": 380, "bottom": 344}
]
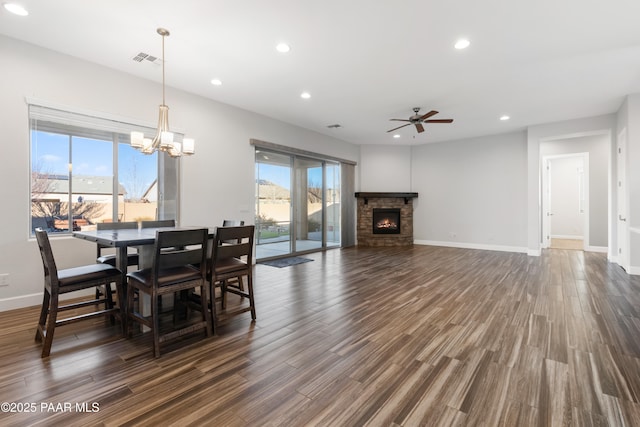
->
[
  {"left": 294, "top": 157, "right": 323, "bottom": 253},
  {"left": 255, "top": 148, "right": 341, "bottom": 260},
  {"left": 255, "top": 150, "right": 292, "bottom": 259}
]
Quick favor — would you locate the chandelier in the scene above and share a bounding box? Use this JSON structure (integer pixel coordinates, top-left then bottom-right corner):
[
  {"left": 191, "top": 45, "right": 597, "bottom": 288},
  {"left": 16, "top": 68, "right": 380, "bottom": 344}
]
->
[{"left": 130, "top": 28, "right": 194, "bottom": 157}]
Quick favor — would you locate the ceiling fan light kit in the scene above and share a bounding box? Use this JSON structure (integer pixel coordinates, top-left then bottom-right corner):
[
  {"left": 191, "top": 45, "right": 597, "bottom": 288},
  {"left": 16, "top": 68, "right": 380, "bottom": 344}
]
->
[{"left": 387, "top": 107, "right": 453, "bottom": 134}]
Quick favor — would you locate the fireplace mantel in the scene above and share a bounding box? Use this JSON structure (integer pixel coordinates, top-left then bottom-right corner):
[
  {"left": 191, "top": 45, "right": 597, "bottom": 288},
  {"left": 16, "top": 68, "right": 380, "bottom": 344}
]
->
[{"left": 355, "top": 192, "right": 418, "bottom": 204}]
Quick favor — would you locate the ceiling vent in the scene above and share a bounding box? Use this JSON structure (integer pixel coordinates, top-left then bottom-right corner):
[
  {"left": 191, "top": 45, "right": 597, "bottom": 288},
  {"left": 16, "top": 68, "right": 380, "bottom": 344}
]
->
[
  {"left": 327, "top": 124, "right": 342, "bottom": 129},
  {"left": 132, "top": 52, "right": 161, "bottom": 65}
]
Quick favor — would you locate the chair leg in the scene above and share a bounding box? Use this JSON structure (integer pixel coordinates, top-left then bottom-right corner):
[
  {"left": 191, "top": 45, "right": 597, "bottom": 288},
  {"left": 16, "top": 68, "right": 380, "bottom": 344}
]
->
[
  {"left": 41, "top": 294, "right": 59, "bottom": 358},
  {"left": 152, "top": 291, "right": 160, "bottom": 358},
  {"left": 247, "top": 275, "right": 256, "bottom": 320},
  {"left": 115, "top": 278, "right": 125, "bottom": 336},
  {"left": 104, "top": 282, "right": 116, "bottom": 325},
  {"left": 35, "top": 291, "right": 50, "bottom": 342},
  {"left": 201, "top": 284, "right": 213, "bottom": 337},
  {"left": 208, "top": 281, "right": 218, "bottom": 333},
  {"left": 221, "top": 281, "right": 227, "bottom": 310},
  {"left": 126, "top": 281, "right": 135, "bottom": 338}
]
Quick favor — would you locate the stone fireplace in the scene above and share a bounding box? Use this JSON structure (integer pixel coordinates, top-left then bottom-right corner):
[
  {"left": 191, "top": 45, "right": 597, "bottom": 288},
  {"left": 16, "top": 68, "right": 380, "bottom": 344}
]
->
[{"left": 355, "top": 192, "right": 418, "bottom": 246}]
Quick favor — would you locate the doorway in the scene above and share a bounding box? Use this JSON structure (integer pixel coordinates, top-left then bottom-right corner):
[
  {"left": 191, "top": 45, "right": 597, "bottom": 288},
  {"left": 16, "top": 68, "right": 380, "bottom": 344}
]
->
[{"left": 542, "top": 153, "right": 589, "bottom": 251}]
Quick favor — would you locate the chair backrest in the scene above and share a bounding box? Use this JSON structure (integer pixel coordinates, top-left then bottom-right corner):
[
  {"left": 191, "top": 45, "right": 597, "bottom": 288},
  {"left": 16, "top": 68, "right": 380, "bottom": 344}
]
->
[
  {"left": 97, "top": 221, "right": 137, "bottom": 231},
  {"left": 151, "top": 228, "right": 208, "bottom": 280},
  {"left": 34, "top": 228, "right": 58, "bottom": 289},
  {"left": 212, "top": 225, "right": 255, "bottom": 268},
  {"left": 142, "top": 219, "right": 175, "bottom": 228},
  {"left": 221, "top": 220, "right": 245, "bottom": 244},
  {"left": 222, "top": 219, "right": 244, "bottom": 227}
]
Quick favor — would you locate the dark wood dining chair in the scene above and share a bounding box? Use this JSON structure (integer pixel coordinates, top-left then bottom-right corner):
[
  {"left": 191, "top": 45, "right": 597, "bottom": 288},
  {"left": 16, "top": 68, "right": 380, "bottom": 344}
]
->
[
  {"left": 141, "top": 219, "right": 176, "bottom": 228},
  {"left": 34, "top": 228, "right": 123, "bottom": 358},
  {"left": 96, "top": 221, "right": 140, "bottom": 267},
  {"left": 220, "top": 220, "right": 245, "bottom": 292},
  {"left": 208, "top": 225, "right": 255, "bottom": 330},
  {"left": 95, "top": 221, "right": 139, "bottom": 300},
  {"left": 126, "top": 228, "right": 212, "bottom": 357}
]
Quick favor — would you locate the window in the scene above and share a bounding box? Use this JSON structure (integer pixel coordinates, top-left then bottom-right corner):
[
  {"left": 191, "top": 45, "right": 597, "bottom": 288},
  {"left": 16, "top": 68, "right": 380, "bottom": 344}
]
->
[{"left": 29, "top": 104, "right": 179, "bottom": 234}]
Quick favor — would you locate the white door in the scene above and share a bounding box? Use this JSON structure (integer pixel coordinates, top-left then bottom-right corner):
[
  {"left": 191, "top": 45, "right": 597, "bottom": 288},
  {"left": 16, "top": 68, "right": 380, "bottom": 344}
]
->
[
  {"left": 617, "top": 129, "right": 629, "bottom": 270},
  {"left": 543, "top": 154, "right": 587, "bottom": 250}
]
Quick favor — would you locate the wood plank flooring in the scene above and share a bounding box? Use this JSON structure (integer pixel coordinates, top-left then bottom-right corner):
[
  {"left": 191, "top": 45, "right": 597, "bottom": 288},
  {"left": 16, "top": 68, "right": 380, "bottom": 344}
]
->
[
  {"left": 550, "top": 239, "right": 584, "bottom": 251},
  {"left": 1, "top": 245, "right": 640, "bottom": 426}
]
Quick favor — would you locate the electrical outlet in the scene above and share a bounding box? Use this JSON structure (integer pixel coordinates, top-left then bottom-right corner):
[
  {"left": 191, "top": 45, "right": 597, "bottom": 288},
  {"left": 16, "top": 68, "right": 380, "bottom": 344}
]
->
[{"left": 0, "top": 274, "right": 9, "bottom": 287}]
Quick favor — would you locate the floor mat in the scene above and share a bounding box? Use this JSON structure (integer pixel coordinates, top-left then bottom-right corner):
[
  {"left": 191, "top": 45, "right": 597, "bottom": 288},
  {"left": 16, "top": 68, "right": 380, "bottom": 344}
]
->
[{"left": 260, "top": 257, "right": 313, "bottom": 268}]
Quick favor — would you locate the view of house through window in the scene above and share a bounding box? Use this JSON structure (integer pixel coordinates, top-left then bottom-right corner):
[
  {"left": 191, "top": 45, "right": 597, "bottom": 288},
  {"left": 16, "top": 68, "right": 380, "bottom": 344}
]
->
[{"left": 29, "top": 105, "right": 167, "bottom": 234}]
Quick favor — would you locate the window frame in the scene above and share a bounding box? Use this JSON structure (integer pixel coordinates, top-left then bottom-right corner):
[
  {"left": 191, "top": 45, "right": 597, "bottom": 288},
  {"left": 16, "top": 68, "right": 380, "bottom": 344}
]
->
[{"left": 28, "top": 102, "right": 180, "bottom": 235}]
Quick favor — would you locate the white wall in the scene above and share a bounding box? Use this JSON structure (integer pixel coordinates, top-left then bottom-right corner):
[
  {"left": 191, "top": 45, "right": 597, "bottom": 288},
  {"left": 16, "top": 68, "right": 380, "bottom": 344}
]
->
[
  {"left": 0, "top": 35, "right": 359, "bottom": 310},
  {"left": 411, "top": 131, "right": 529, "bottom": 251},
  {"left": 540, "top": 134, "right": 609, "bottom": 248},
  {"left": 359, "top": 145, "right": 412, "bottom": 191}
]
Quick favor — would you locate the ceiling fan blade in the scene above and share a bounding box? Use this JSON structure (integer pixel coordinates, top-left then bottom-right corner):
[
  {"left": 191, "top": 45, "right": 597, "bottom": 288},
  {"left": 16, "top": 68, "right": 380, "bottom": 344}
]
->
[
  {"left": 387, "top": 123, "right": 411, "bottom": 133},
  {"left": 389, "top": 119, "right": 411, "bottom": 122},
  {"left": 419, "top": 110, "right": 438, "bottom": 121},
  {"left": 425, "top": 119, "right": 454, "bottom": 123},
  {"left": 415, "top": 123, "right": 425, "bottom": 133}
]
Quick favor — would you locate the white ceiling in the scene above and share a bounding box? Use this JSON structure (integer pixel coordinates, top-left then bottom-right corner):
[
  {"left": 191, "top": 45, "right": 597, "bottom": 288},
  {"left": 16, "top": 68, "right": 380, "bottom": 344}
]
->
[{"left": 2, "top": 0, "right": 640, "bottom": 145}]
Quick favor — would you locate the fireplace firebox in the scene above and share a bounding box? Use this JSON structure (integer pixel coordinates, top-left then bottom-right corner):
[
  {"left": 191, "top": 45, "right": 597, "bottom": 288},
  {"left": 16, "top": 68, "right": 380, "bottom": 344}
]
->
[{"left": 372, "top": 208, "right": 401, "bottom": 234}]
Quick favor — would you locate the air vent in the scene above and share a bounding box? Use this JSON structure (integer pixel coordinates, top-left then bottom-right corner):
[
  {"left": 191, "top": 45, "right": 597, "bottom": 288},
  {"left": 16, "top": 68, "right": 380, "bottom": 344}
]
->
[
  {"left": 132, "top": 52, "right": 161, "bottom": 64},
  {"left": 327, "top": 124, "right": 342, "bottom": 129}
]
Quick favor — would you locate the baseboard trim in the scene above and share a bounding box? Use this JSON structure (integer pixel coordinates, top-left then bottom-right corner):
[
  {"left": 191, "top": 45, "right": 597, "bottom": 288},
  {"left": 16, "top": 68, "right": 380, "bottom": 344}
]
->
[
  {"left": 528, "top": 248, "right": 541, "bottom": 257},
  {"left": 551, "top": 235, "right": 584, "bottom": 240},
  {"left": 628, "top": 266, "right": 640, "bottom": 276},
  {"left": 0, "top": 293, "right": 42, "bottom": 312},
  {"left": 414, "top": 240, "right": 528, "bottom": 254},
  {"left": 585, "top": 246, "right": 608, "bottom": 253},
  {"left": 0, "top": 289, "right": 95, "bottom": 312}
]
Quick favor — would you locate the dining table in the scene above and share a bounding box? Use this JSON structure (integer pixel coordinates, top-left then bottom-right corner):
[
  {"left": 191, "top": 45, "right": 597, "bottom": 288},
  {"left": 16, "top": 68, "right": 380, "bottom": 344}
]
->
[{"left": 73, "top": 226, "right": 214, "bottom": 322}]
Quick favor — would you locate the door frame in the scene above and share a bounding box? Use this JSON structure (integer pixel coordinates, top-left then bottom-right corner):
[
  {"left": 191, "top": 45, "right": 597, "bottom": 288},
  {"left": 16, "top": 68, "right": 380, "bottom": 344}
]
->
[
  {"left": 542, "top": 152, "right": 589, "bottom": 250},
  {"left": 616, "top": 128, "right": 630, "bottom": 270}
]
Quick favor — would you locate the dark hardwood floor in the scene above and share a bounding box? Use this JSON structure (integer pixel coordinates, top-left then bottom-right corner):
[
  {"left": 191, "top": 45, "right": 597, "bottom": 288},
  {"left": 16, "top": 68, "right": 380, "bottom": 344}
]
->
[{"left": 1, "top": 245, "right": 640, "bottom": 426}]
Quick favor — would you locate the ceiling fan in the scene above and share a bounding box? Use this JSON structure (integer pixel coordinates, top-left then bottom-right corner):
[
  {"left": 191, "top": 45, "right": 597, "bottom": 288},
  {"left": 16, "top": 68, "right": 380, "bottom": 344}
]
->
[{"left": 387, "top": 107, "right": 453, "bottom": 134}]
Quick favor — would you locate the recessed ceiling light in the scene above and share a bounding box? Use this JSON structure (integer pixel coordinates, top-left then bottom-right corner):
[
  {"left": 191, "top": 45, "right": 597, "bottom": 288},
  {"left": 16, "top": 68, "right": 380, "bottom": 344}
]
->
[
  {"left": 210, "top": 78, "right": 222, "bottom": 86},
  {"left": 3, "top": 3, "right": 28, "bottom": 16},
  {"left": 300, "top": 92, "right": 311, "bottom": 99},
  {"left": 276, "top": 43, "right": 291, "bottom": 53},
  {"left": 454, "top": 39, "right": 470, "bottom": 50},
  {"left": 393, "top": 134, "right": 401, "bottom": 139},
  {"left": 499, "top": 115, "right": 510, "bottom": 121}
]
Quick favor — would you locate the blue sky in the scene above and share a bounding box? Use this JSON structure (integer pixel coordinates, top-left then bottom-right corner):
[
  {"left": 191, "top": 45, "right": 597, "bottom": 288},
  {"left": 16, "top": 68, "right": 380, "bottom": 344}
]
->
[{"left": 31, "top": 131, "right": 157, "bottom": 198}]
